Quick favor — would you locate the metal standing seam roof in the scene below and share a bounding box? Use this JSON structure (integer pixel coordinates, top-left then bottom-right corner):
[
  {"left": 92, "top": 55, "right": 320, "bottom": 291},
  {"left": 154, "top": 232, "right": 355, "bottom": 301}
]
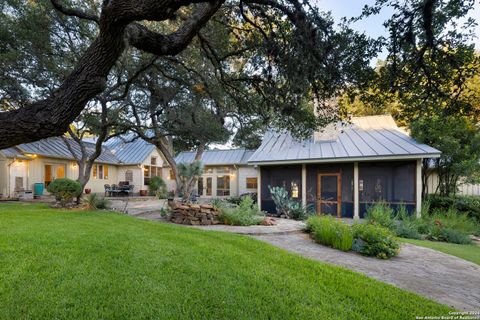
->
[
  {"left": 175, "top": 148, "right": 256, "bottom": 166},
  {"left": 248, "top": 115, "right": 441, "bottom": 164},
  {"left": 105, "top": 133, "right": 155, "bottom": 165},
  {"left": 14, "top": 137, "right": 120, "bottom": 164}
]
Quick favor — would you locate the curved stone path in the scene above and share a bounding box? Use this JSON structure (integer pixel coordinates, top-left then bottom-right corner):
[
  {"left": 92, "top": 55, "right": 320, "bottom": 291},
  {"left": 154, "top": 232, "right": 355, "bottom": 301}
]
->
[{"left": 254, "top": 232, "right": 480, "bottom": 311}]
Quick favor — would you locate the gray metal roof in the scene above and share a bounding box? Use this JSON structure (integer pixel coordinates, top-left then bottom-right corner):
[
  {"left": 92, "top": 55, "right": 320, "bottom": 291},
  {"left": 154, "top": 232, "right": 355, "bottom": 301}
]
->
[
  {"left": 14, "top": 137, "right": 120, "bottom": 164},
  {"left": 105, "top": 133, "right": 155, "bottom": 165},
  {"left": 248, "top": 115, "right": 441, "bottom": 164},
  {"left": 176, "top": 148, "right": 255, "bottom": 166}
]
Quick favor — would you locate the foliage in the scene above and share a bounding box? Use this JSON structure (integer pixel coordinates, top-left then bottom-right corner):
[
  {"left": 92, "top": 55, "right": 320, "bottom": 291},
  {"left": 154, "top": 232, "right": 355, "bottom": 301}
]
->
[
  {"left": 395, "top": 223, "right": 422, "bottom": 240},
  {"left": 352, "top": 223, "right": 400, "bottom": 259},
  {"left": 148, "top": 176, "right": 167, "bottom": 198},
  {"left": 269, "top": 186, "right": 312, "bottom": 220},
  {"left": 219, "top": 197, "right": 264, "bottom": 226},
  {"left": 437, "top": 228, "right": 472, "bottom": 245},
  {"left": 306, "top": 216, "right": 353, "bottom": 251},
  {"left": 412, "top": 116, "right": 480, "bottom": 196},
  {"left": 427, "top": 195, "right": 480, "bottom": 222},
  {"left": 159, "top": 207, "right": 170, "bottom": 218},
  {"left": 46, "top": 178, "right": 82, "bottom": 206},
  {"left": 225, "top": 196, "right": 243, "bottom": 206},
  {"left": 177, "top": 161, "right": 203, "bottom": 201},
  {"left": 0, "top": 203, "right": 452, "bottom": 319},
  {"left": 83, "top": 193, "right": 110, "bottom": 210},
  {"left": 365, "top": 202, "right": 397, "bottom": 232}
]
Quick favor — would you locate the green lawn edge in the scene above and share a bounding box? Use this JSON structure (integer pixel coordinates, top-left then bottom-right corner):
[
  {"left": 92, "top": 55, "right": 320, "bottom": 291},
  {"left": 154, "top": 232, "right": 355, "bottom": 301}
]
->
[
  {"left": 400, "top": 237, "right": 480, "bottom": 265},
  {"left": 0, "top": 203, "right": 453, "bottom": 320}
]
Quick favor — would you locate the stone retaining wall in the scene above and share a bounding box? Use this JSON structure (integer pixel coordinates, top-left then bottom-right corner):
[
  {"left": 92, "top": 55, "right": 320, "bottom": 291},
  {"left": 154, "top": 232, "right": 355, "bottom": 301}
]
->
[{"left": 169, "top": 202, "right": 221, "bottom": 225}]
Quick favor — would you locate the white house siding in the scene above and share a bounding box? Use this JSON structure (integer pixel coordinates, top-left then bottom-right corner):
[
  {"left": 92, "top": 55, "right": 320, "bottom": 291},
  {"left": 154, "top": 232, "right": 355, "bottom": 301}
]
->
[
  {"left": 238, "top": 166, "right": 259, "bottom": 195},
  {"left": 427, "top": 171, "right": 480, "bottom": 196},
  {"left": 0, "top": 156, "right": 7, "bottom": 196},
  {"left": 117, "top": 165, "right": 142, "bottom": 193}
]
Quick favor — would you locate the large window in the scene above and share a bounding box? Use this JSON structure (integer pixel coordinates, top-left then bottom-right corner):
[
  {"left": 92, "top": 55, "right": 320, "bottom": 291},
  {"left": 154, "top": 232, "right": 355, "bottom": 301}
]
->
[
  {"left": 144, "top": 157, "right": 161, "bottom": 185},
  {"left": 93, "top": 165, "right": 108, "bottom": 180},
  {"left": 246, "top": 177, "right": 258, "bottom": 189},
  {"left": 216, "top": 175, "right": 230, "bottom": 196}
]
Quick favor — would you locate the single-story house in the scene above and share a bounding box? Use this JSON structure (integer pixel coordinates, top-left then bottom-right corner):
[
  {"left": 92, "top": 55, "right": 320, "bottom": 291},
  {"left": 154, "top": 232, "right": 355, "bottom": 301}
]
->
[
  {"left": 247, "top": 115, "right": 441, "bottom": 219},
  {"left": 0, "top": 134, "right": 175, "bottom": 198},
  {"left": 1, "top": 114, "right": 452, "bottom": 220}
]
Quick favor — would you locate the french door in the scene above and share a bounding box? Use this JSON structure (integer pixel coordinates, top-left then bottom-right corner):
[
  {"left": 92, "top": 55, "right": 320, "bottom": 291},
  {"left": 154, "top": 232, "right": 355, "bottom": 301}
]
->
[
  {"left": 317, "top": 173, "right": 342, "bottom": 217},
  {"left": 44, "top": 164, "right": 66, "bottom": 187}
]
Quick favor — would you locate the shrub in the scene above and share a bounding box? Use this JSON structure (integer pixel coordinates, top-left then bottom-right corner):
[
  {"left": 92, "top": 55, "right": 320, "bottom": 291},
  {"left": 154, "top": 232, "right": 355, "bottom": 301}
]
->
[
  {"left": 427, "top": 194, "right": 480, "bottom": 222},
  {"left": 438, "top": 228, "right": 472, "bottom": 244},
  {"left": 46, "top": 178, "right": 82, "bottom": 206},
  {"left": 396, "top": 222, "right": 422, "bottom": 239},
  {"left": 352, "top": 223, "right": 399, "bottom": 259},
  {"left": 219, "top": 196, "right": 264, "bottom": 226},
  {"left": 225, "top": 196, "right": 243, "bottom": 206},
  {"left": 84, "top": 193, "right": 110, "bottom": 210},
  {"left": 148, "top": 176, "right": 167, "bottom": 198},
  {"left": 365, "top": 202, "right": 397, "bottom": 231},
  {"left": 306, "top": 216, "right": 353, "bottom": 251}
]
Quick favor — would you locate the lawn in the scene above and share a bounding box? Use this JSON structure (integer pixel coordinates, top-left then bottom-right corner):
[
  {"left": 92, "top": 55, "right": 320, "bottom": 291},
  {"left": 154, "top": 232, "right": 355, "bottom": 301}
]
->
[
  {"left": 0, "top": 203, "right": 452, "bottom": 319},
  {"left": 401, "top": 238, "right": 480, "bottom": 266}
]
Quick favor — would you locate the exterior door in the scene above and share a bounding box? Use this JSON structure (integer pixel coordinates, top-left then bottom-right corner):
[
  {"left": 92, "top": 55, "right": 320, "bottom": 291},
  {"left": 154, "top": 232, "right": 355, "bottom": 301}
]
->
[
  {"left": 317, "top": 173, "right": 342, "bottom": 217},
  {"left": 44, "top": 164, "right": 66, "bottom": 188}
]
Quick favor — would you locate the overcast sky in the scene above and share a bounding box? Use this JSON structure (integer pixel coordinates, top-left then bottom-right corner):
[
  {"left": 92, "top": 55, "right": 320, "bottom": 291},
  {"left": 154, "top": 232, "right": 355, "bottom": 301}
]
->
[{"left": 314, "top": 0, "right": 480, "bottom": 59}]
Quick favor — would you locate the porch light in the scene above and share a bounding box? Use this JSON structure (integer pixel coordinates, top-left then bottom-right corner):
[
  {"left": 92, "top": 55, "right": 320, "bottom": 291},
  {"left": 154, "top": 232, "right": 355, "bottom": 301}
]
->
[
  {"left": 291, "top": 182, "right": 299, "bottom": 199},
  {"left": 25, "top": 153, "right": 37, "bottom": 158}
]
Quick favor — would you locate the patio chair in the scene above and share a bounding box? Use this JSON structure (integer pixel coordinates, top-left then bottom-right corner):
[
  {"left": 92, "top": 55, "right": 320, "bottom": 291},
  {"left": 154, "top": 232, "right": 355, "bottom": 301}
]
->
[
  {"left": 110, "top": 184, "right": 121, "bottom": 197},
  {"left": 104, "top": 184, "right": 111, "bottom": 197},
  {"left": 123, "top": 185, "right": 134, "bottom": 197}
]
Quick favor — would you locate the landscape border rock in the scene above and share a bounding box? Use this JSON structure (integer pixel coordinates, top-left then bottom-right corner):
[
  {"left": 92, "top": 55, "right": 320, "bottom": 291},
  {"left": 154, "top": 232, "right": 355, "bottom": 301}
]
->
[{"left": 169, "top": 202, "right": 221, "bottom": 225}]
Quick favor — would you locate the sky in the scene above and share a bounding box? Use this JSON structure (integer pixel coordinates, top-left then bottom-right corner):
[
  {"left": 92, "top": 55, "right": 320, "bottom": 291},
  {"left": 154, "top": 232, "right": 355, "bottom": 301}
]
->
[{"left": 314, "top": 0, "right": 480, "bottom": 60}]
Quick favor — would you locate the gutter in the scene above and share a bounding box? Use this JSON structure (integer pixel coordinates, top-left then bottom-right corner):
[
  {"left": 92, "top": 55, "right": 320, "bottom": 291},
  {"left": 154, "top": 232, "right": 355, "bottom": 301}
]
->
[{"left": 248, "top": 153, "right": 442, "bottom": 166}]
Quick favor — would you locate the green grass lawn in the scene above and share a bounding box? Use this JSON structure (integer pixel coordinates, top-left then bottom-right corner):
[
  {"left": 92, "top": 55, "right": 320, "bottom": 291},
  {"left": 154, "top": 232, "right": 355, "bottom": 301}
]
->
[
  {"left": 0, "top": 203, "right": 452, "bottom": 319},
  {"left": 401, "top": 238, "right": 480, "bottom": 265}
]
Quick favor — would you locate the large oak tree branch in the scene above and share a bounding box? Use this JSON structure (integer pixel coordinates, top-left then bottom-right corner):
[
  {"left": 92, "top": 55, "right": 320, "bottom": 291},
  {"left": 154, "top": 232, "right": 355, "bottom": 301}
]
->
[{"left": 0, "top": 0, "right": 223, "bottom": 149}]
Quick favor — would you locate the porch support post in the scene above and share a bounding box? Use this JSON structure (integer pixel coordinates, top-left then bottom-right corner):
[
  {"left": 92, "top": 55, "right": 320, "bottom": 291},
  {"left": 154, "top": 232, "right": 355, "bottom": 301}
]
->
[
  {"left": 416, "top": 158, "right": 422, "bottom": 218},
  {"left": 353, "top": 162, "right": 359, "bottom": 220},
  {"left": 256, "top": 166, "right": 261, "bottom": 210},
  {"left": 301, "top": 164, "right": 307, "bottom": 207}
]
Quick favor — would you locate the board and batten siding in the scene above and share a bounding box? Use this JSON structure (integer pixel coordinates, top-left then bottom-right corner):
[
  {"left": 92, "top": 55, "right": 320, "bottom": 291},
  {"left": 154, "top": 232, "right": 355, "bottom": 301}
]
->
[
  {"left": 0, "top": 155, "right": 8, "bottom": 196},
  {"left": 427, "top": 171, "right": 480, "bottom": 196},
  {"left": 238, "top": 166, "right": 259, "bottom": 195}
]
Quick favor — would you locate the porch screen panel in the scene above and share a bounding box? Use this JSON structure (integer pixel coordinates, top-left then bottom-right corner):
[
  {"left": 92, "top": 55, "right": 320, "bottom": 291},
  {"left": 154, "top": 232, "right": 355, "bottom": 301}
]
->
[
  {"left": 359, "top": 161, "right": 415, "bottom": 217},
  {"left": 261, "top": 165, "right": 302, "bottom": 214}
]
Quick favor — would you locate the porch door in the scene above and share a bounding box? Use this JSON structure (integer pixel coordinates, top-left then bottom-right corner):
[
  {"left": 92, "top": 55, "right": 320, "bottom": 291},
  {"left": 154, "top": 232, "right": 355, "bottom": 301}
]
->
[
  {"left": 44, "top": 164, "right": 66, "bottom": 187},
  {"left": 317, "top": 173, "right": 342, "bottom": 217}
]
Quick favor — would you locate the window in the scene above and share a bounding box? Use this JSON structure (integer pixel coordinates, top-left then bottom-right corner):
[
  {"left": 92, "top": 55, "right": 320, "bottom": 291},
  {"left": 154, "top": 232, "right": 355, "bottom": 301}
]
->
[
  {"left": 206, "top": 177, "right": 212, "bottom": 196},
  {"left": 217, "top": 175, "right": 230, "bottom": 196},
  {"left": 144, "top": 164, "right": 162, "bottom": 185},
  {"left": 151, "top": 157, "right": 157, "bottom": 166},
  {"left": 197, "top": 178, "right": 203, "bottom": 196},
  {"left": 125, "top": 170, "right": 133, "bottom": 182},
  {"left": 246, "top": 177, "right": 258, "bottom": 189},
  {"left": 92, "top": 165, "right": 109, "bottom": 180},
  {"left": 169, "top": 169, "right": 175, "bottom": 180}
]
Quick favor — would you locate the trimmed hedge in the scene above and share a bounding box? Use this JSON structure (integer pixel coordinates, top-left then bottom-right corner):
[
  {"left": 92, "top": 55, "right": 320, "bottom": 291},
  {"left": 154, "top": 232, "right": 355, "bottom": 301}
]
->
[{"left": 46, "top": 178, "right": 82, "bottom": 206}]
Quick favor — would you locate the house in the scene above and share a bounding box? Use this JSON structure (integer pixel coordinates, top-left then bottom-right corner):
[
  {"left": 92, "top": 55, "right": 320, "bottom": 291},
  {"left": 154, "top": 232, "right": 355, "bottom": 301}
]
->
[
  {"left": 1, "top": 115, "right": 445, "bottom": 220},
  {"left": 175, "top": 149, "right": 257, "bottom": 198},
  {"left": 0, "top": 135, "right": 175, "bottom": 198},
  {"left": 248, "top": 115, "right": 441, "bottom": 218}
]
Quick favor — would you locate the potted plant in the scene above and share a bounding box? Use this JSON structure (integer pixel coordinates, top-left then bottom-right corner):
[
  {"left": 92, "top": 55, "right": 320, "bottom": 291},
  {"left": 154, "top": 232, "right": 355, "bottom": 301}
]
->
[
  {"left": 84, "top": 188, "right": 91, "bottom": 194},
  {"left": 139, "top": 189, "right": 148, "bottom": 196}
]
